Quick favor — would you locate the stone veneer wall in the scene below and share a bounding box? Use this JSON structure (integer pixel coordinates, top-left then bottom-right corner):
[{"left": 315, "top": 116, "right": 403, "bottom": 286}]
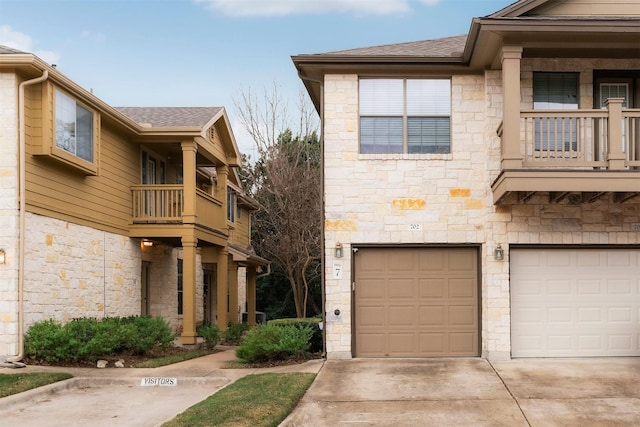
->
[
  {"left": 322, "top": 59, "right": 640, "bottom": 361},
  {"left": 143, "top": 246, "right": 205, "bottom": 333},
  {"left": 23, "top": 212, "right": 142, "bottom": 327},
  {"left": 0, "top": 72, "right": 19, "bottom": 356}
]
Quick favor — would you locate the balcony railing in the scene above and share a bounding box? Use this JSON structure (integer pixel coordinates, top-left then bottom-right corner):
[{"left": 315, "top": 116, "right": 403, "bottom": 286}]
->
[
  {"left": 499, "top": 98, "right": 640, "bottom": 170},
  {"left": 520, "top": 110, "right": 640, "bottom": 168},
  {"left": 131, "top": 185, "right": 225, "bottom": 230},
  {"left": 132, "top": 185, "right": 183, "bottom": 222}
]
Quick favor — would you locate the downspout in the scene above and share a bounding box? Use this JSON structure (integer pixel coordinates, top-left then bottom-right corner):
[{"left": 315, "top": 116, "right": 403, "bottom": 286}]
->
[
  {"left": 7, "top": 69, "right": 49, "bottom": 364},
  {"left": 256, "top": 263, "right": 271, "bottom": 279}
]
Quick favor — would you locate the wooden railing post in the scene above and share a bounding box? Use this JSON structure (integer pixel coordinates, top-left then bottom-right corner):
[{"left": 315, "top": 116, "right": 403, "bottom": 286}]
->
[
  {"left": 606, "top": 98, "right": 625, "bottom": 170},
  {"left": 501, "top": 45, "right": 523, "bottom": 170}
]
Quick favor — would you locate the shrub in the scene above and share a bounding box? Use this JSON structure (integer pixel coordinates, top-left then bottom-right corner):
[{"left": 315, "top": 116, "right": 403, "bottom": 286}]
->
[
  {"left": 223, "top": 322, "right": 250, "bottom": 344},
  {"left": 235, "top": 324, "right": 312, "bottom": 363},
  {"left": 24, "top": 316, "right": 175, "bottom": 364},
  {"left": 197, "top": 323, "right": 220, "bottom": 349},
  {"left": 24, "top": 319, "right": 71, "bottom": 364},
  {"left": 268, "top": 317, "right": 323, "bottom": 353}
]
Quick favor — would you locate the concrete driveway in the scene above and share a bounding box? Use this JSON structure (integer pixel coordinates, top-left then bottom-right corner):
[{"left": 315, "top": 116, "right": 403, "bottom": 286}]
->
[{"left": 281, "top": 358, "right": 640, "bottom": 426}]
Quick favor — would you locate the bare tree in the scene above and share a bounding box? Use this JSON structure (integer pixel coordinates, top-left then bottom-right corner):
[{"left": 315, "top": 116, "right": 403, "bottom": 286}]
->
[{"left": 235, "top": 83, "right": 321, "bottom": 318}]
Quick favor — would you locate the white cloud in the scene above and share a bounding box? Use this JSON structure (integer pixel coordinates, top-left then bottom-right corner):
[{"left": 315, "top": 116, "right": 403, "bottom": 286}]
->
[
  {"left": 0, "top": 25, "right": 61, "bottom": 65},
  {"left": 193, "top": 0, "right": 433, "bottom": 16}
]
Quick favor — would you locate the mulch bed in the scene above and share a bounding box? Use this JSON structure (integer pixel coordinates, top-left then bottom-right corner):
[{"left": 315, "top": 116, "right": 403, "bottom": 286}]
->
[{"left": 24, "top": 346, "right": 322, "bottom": 369}]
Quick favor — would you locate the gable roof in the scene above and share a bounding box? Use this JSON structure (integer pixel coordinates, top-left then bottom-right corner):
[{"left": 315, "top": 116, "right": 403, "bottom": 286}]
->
[
  {"left": 116, "top": 107, "right": 223, "bottom": 128},
  {"left": 0, "top": 45, "right": 26, "bottom": 54},
  {"left": 312, "top": 35, "right": 467, "bottom": 58},
  {"left": 293, "top": 0, "right": 640, "bottom": 112}
]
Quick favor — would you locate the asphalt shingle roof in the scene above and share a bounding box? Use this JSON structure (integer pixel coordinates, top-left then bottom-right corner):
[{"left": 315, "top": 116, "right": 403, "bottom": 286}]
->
[
  {"left": 115, "top": 107, "right": 222, "bottom": 128},
  {"left": 312, "top": 35, "right": 468, "bottom": 58},
  {"left": 0, "top": 45, "right": 27, "bottom": 54}
]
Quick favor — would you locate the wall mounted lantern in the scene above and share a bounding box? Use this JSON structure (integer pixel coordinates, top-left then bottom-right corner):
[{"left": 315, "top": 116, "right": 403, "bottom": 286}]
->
[
  {"left": 494, "top": 244, "right": 504, "bottom": 261},
  {"left": 334, "top": 242, "right": 343, "bottom": 258},
  {"left": 0, "top": 249, "right": 5, "bottom": 264}
]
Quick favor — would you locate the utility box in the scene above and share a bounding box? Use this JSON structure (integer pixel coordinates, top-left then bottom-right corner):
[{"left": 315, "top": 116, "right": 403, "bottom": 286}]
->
[{"left": 242, "top": 311, "right": 267, "bottom": 324}]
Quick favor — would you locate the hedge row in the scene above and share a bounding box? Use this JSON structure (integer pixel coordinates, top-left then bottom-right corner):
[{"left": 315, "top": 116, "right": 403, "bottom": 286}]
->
[{"left": 24, "top": 316, "right": 175, "bottom": 364}]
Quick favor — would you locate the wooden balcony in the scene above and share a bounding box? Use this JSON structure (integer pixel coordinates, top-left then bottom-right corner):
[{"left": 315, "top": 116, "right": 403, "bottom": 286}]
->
[
  {"left": 492, "top": 99, "right": 640, "bottom": 204},
  {"left": 130, "top": 185, "right": 227, "bottom": 245}
]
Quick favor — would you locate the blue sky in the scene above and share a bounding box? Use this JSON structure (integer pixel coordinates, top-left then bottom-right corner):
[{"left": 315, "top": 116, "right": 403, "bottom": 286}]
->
[{"left": 0, "top": 0, "right": 509, "bottom": 154}]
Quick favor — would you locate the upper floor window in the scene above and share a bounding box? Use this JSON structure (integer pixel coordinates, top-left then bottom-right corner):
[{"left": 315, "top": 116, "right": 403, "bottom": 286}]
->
[
  {"left": 359, "top": 79, "right": 451, "bottom": 154},
  {"left": 533, "top": 72, "right": 579, "bottom": 151},
  {"left": 227, "top": 189, "right": 236, "bottom": 222},
  {"left": 55, "top": 90, "right": 94, "bottom": 162}
]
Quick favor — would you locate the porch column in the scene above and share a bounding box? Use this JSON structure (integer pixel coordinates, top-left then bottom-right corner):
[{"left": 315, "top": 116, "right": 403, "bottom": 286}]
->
[
  {"left": 216, "top": 247, "right": 228, "bottom": 331},
  {"left": 247, "top": 267, "right": 257, "bottom": 326},
  {"left": 228, "top": 261, "right": 239, "bottom": 324},
  {"left": 181, "top": 141, "right": 197, "bottom": 224},
  {"left": 180, "top": 235, "right": 198, "bottom": 344},
  {"left": 606, "top": 98, "right": 626, "bottom": 170},
  {"left": 501, "top": 45, "right": 523, "bottom": 170},
  {"left": 216, "top": 165, "right": 229, "bottom": 230}
]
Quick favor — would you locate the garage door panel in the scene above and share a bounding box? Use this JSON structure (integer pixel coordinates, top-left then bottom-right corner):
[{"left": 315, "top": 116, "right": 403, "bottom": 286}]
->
[
  {"left": 358, "top": 306, "right": 385, "bottom": 327},
  {"left": 420, "top": 333, "right": 446, "bottom": 354},
  {"left": 511, "top": 248, "right": 640, "bottom": 358},
  {"left": 389, "top": 333, "right": 417, "bottom": 353},
  {"left": 388, "top": 279, "right": 416, "bottom": 298},
  {"left": 356, "top": 247, "right": 479, "bottom": 357},
  {"left": 450, "top": 333, "right": 477, "bottom": 353},
  {"left": 419, "top": 278, "right": 446, "bottom": 298},
  {"left": 609, "top": 335, "right": 633, "bottom": 351},
  {"left": 420, "top": 306, "right": 446, "bottom": 325},
  {"left": 449, "top": 278, "right": 476, "bottom": 298},
  {"left": 359, "top": 333, "right": 385, "bottom": 355},
  {"left": 388, "top": 306, "right": 415, "bottom": 326},
  {"left": 418, "top": 251, "right": 445, "bottom": 271},
  {"left": 578, "top": 307, "right": 602, "bottom": 322},
  {"left": 450, "top": 306, "right": 476, "bottom": 326},
  {"left": 448, "top": 251, "right": 475, "bottom": 271},
  {"left": 358, "top": 279, "right": 386, "bottom": 298}
]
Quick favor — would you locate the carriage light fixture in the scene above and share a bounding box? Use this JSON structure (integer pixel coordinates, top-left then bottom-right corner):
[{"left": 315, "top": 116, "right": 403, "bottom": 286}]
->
[
  {"left": 0, "top": 249, "right": 5, "bottom": 264},
  {"left": 334, "top": 242, "right": 343, "bottom": 258},
  {"left": 494, "top": 244, "right": 504, "bottom": 261}
]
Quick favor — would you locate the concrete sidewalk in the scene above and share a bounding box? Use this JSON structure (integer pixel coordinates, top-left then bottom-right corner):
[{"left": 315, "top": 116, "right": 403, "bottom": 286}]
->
[
  {"left": 281, "top": 357, "right": 640, "bottom": 427},
  {"left": 0, "top": 347, "right": 324, "bottom": 427}
]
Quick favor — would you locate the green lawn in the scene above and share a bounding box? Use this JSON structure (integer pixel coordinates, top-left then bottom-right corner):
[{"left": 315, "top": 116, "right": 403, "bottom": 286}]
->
[
  {"left": 0, "top": 372, "right": 72, "bottom": 398},
  {"left": 163, "top": 372, "right": 316, "bottom": 427}
]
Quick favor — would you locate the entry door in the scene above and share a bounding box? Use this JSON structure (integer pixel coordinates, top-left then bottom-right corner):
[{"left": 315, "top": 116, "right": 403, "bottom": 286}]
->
[{"left": 141, "top": 262, "right": 150, "bottom": 315}]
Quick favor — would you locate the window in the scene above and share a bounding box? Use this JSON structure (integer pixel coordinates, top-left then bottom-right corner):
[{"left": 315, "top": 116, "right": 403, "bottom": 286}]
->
[
  {"left": 359, "top": 79, "right": 451, "bottom": 154},
  {"left": 55, "top": 90, "right": 94, "bottom": 162},
  {"left": 599, "top": 83, "right": 629, "bottom": 108},
  {"left": 177, "top": 259, "right": 183, "bottom": 315},
  {"left": 227, "top": 189, "right": 236, "bottom": 222},
  {"left": 533, "top": 73, "right": 579, "bottom": 151}
]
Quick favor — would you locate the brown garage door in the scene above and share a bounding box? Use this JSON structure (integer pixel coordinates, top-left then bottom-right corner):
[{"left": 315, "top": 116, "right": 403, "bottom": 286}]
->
[{"left": 354, "top": 247, "right": 479, "bottom": 357}]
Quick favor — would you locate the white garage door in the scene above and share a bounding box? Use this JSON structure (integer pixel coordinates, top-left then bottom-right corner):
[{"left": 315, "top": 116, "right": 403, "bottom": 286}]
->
[{"left": 511, "top": 248, "right": 640, "bottom": 358}]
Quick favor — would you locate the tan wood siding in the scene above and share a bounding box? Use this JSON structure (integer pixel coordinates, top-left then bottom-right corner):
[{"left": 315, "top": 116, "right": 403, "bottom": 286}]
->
[
  {"left": 230, "top": 206, "right": 251, "bottom": 247},
  {"left": 354, "top": 247, "right": 479, "bottom": 358},
  {"left": 24, "top": 89, "right": 139, "bottom": 235}
]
